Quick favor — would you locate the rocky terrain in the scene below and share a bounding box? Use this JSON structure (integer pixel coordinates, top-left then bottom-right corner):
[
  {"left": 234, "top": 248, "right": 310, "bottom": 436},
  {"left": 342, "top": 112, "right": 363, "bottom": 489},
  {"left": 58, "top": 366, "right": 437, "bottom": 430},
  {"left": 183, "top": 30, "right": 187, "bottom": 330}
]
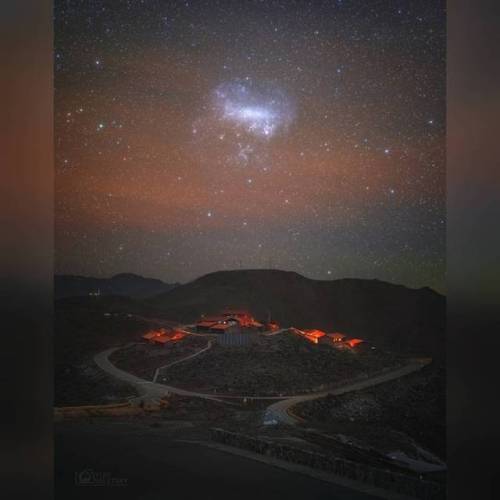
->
[
  {"left": 160, "top": 330, "right": 402, "bottom": 396},
  {"left": 294, "top": 363, "right": 446, "bottom": 460},
  {"left": 54, "top": 295, "right": 156, "bottom": 406},
  {"left": 55, "top": 363, "right": 138, "bottom": 406},
  {"left": 109, "top": 335, "right": 209, "bottom": 380}
]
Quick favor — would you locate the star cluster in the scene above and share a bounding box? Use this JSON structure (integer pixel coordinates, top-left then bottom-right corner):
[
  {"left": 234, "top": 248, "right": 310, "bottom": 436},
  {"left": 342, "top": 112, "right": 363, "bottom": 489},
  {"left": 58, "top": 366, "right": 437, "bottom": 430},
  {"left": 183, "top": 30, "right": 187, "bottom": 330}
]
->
[{"left": 55, "top": 0, "right": 446, "bottom": 292}]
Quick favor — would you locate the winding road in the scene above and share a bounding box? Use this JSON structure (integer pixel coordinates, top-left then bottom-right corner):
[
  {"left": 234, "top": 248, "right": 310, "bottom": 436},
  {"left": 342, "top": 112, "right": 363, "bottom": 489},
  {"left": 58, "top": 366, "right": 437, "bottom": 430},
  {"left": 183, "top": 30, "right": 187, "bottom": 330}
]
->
[
  {"left": 92, "top": 331, "right": 437, "bottom": 478},
  {"left": 152, "top": 339, "right": 213, "bottom": 383},
  {"left": 263, "top": 359, "right": 431, "bottom": 425},
  {"left": 94, "top": 335, "right": 430, "bottom": 421},
  {"left": 94, "top": 344, "right": 227, "bottom": 405}
]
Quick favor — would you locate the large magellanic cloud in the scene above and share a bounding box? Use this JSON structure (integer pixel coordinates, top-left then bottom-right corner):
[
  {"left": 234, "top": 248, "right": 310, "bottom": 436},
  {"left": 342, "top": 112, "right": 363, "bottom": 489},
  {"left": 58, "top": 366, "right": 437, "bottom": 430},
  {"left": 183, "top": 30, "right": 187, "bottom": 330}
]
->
[{"left": 212, "top": 79, "right": 295, "bottom": 139}]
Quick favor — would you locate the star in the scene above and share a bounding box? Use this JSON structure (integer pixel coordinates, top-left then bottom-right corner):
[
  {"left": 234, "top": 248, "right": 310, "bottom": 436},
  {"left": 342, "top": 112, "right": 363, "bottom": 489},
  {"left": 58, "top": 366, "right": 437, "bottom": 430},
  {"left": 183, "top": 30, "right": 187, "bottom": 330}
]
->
[
  {"left": 54, "top": 0, "right": 445, "bottom": 292},
  {"left": 212, "top": 79, "right": 295, "bottom": 139}
]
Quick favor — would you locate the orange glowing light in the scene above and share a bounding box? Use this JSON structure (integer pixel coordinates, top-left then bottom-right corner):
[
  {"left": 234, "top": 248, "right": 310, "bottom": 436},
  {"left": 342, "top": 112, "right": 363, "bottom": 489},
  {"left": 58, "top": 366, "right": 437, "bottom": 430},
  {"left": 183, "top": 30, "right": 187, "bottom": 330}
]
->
[
  {"left": 295, "top": 328, "right": 326, "bottom": 344},
  {"left": 345, "top": 338, "right": 364, "bottom": 348},
  {"left": 328, "top": 332, "right": 346, "bottom": 342},
  {"left": 142, "top": 328, "right": 168, "bottom": 341}
]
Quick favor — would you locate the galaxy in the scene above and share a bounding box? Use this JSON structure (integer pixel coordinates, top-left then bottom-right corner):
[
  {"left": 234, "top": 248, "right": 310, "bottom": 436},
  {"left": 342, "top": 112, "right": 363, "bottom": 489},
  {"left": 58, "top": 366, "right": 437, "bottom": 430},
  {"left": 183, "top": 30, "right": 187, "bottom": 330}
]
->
[
  {"left": 212, "top": 79, "right": 295, "bottom": 139},
  {"left": 55, "top": 0, "right": 446, "bottom": 292}
]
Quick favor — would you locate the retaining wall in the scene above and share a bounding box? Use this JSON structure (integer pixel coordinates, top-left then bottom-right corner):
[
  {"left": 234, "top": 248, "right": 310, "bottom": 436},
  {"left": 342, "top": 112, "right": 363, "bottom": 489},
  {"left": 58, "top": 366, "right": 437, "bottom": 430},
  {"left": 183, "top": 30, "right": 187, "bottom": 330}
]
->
[{"left": 210, "top": 428, "right": 444, "bottom": 499}]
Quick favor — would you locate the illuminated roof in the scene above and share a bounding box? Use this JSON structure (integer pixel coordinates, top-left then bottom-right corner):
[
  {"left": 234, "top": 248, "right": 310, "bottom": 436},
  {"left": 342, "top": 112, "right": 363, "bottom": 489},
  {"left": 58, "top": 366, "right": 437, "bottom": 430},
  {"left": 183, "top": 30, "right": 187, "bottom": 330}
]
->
[
  {"left": 142, "top": 329, "right": 167, "bottom": 340},
  {"left": 327, "top": 332, "right": 346, "bottom": 340},
  {"left": 249, "top": 321, "right": 264, "bottom": 328},
  {"left": 197, "top": 316, "right": 227, "bottom": 324},
  {"left": 303, "top": 329, "right": 326, "bottom": 338},
  {"left": 210, "top": 323, "right": 235, "bottom": 331},
  {"left": 151, "top": 334, "right": 172, "bottom": 344},
  {"left": 345, "top": 338, "right": 364, "bottom": 347},
  {"left": 170, "top": 331, "right": 186, "bottom": 341}
]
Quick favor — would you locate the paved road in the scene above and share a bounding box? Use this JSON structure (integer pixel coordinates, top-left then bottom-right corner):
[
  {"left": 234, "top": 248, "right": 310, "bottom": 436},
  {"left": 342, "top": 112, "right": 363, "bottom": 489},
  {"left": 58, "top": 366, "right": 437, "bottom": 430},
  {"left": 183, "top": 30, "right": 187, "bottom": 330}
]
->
[
  {"left": 93, "top": 341, "right": 436, "bottom": 481},
  {"left": 94, "top": 347, "right": 226, "bottom": 405},
  {"left": 95, "top": 345, "right": 430, "bottom": 409},
  {"left": 152, "top": 340, "right": 213, "bottom": 382},
  {"left": 264, "top": 359, "right": 431, "bottom": 425},
  {"left": 263, "top": 328, "right": 288, "bottom": 336},
  {"left": 94, "top": 345, "right": 290, "bottom": 403}
]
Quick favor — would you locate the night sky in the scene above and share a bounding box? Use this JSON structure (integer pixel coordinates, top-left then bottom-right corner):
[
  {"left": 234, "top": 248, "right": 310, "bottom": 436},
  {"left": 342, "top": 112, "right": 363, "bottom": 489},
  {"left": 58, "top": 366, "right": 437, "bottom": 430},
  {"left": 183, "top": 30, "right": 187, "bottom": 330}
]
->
[{"left": 55, "top": 0, "right": 446, "bottom": 292}]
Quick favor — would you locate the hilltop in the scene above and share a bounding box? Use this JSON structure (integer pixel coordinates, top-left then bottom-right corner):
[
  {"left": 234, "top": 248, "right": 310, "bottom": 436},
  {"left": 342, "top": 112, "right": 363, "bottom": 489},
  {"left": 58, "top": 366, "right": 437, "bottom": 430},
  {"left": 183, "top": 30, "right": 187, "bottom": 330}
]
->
[{"left": 148, "top": 269, "right": 445, "bottom": 357}]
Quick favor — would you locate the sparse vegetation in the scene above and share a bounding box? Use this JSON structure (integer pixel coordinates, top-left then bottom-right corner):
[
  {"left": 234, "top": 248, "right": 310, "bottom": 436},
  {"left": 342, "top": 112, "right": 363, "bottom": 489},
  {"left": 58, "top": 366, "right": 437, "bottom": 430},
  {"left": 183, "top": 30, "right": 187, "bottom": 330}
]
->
[
  {"left": 109, "top": 336, "right": 209, "bottom": 380},
  {"left": 294, "top": 363, "right": 446, "bottom": 460},
  {"left": 55, "top": 296, "right": 154, "bottom": 405},
  {"left": 160, "top": 331, "right": 402, "bottom": 395}
]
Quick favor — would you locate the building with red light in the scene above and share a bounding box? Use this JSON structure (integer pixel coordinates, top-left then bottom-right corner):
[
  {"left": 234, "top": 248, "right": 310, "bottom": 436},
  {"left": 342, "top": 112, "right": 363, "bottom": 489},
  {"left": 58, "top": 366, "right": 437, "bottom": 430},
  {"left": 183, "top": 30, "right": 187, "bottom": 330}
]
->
[
  {"left": 345, "top": 338, "right": 364, "bottom": 348},
  {"left": 293, "top": 328, "right": 327, "bottom": 344},
  {"left": 221, "top": 310, "right": 258, "bottom": 328},
  {"left": 266, "top": 321, "right": 280, "bottom": 332},
  {"left": 151, "top": 334, "right": 171, "bottom": 345},
  {"left": 143, "top": 327, "right": 186, "bottom": 345},
  {"left": 196, "top": 316, "right": 230, "bottom": 332},
  {"left": 142, "top": 328, "right": 168, "bottom": 342},
  {"left": 327, "top": 332, "right": 347, "bottom": 343},
  {"left": 196, "top": 310, "right": 264, "bottom": 333},
  {"left": 209, "top": 323, "right": 240, "bottom": 334}
]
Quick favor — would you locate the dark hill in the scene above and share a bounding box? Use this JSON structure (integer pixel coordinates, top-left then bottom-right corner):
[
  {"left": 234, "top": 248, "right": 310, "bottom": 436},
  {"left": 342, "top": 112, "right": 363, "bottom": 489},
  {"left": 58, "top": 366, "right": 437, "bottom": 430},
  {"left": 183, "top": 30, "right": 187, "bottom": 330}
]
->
[
  {"left": 149, "top": 269, "right": 445, "bottom": 357},
  {"left": 55, "top": 273, "right": 178, "bottom": 299}
]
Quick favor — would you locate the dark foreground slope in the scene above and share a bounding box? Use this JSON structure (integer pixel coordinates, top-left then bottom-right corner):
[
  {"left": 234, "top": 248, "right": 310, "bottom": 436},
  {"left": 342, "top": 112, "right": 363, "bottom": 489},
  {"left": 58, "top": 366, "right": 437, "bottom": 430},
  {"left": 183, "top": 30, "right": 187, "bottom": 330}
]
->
[
  {"left": 149, "top": 270, "right": 445, "bottom": 357},
  {"left": 56, "top": 421, "right": 377, "bottom": 500},
  {"left": 54, "top": 295, "right": 163, "bottom": 405},
  {"left": 296, "top": 363, "right": 446, "bottom": 459}
]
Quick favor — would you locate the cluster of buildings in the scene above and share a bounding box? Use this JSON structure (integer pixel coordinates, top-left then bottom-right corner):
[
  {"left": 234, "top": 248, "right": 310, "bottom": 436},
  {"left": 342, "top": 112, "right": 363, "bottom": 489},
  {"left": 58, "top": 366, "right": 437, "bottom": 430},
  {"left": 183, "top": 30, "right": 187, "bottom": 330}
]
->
[
  {"left": 293, "top": 328, "right": 364, "bottom": 349},
  {"left": 195, "top": 310, "right": 279, "bottom": 334},
  {"left": 139, "top": 311, "right": 364, "bottom": 351},
  {"left": 141, "top": 328, "right": 186, "bottom": 345},
  {"left": 140, "top": 310, "right": 280, "bottom": 348}
]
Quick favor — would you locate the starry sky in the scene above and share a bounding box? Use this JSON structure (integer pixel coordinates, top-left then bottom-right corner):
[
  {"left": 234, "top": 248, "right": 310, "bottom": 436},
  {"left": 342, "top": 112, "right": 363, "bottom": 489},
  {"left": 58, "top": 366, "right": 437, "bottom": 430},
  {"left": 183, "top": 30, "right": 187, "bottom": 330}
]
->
[{"left": 55, "top": 0, "right": 446, "bottom": 292}]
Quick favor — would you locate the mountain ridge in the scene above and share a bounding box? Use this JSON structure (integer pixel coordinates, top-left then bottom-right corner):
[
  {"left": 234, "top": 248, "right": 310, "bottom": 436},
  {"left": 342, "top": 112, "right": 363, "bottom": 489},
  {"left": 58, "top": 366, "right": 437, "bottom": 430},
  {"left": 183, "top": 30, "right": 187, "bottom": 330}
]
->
[
  {"left": 148, "top": 269, "right": 445, "bottom": 358},
  {"left": 55, "top": 273, "right": 179, "bottom": 299}
]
